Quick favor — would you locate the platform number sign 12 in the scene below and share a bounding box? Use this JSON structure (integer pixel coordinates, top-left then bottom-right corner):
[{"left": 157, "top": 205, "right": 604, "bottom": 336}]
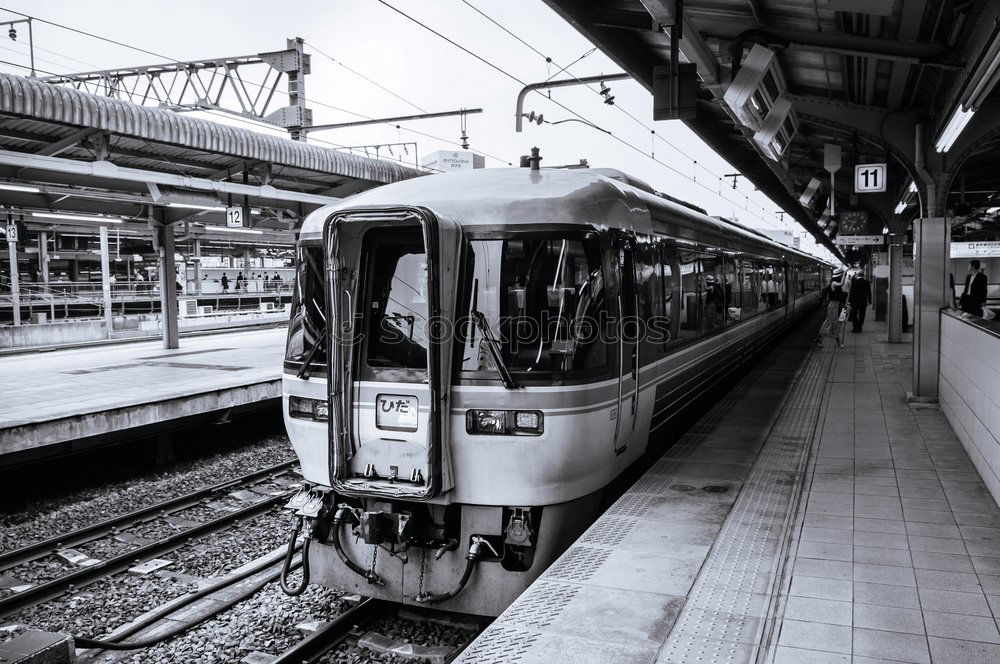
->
[
  {"left": 854, "top": 163, "right": 887, "bottom": 193},
  {"left": 226, "top": 206, "right": 243, "bottom": 228}
]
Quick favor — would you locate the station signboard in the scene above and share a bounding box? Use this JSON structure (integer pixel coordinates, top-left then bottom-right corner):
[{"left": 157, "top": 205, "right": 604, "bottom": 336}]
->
[
  {"left": 835, "top": 234, "right": 883, "bottom": 246},
  {"left": 951, "top": 241, "right": 1000, "bottom": 258},
  {"left": 226, "top": 207, "right": 244, "bottom": 228},
  {"left": 854, "top": 163, "right": 887, "bottom": 193}
]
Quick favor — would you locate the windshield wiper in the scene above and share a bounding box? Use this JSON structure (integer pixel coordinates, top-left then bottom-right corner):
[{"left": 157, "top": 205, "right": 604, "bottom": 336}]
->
[
  {"left": 296, "top": 320, "right": 327, "bottom": 380},
  {"left": 471, "top": 310, "right": 518, "bottom": 389}
]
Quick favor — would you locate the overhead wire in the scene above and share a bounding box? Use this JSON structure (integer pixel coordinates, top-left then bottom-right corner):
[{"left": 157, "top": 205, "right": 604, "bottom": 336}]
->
[
  {"left": 0, "top": 5, "right": 510, "bottom": 166},
  {"left": 378, "top": 0, "right": 784, "bottom": 229},
  {"left": 455, "top": 0, "right": 790, "bottom": 231}
]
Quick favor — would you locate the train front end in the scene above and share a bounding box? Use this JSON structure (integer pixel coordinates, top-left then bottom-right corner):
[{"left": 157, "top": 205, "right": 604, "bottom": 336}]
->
[{"left": 282, "top": 174, "right": 639, "bottom": 615}]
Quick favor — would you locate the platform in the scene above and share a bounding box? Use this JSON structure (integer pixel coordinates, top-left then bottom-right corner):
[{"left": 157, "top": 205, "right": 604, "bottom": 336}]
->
[
  {"left": 460, "top": 319, "right": 1000, "bottom": 664},
  {"left": 0, "top": 327, "right": 286, "bottom": 465}
]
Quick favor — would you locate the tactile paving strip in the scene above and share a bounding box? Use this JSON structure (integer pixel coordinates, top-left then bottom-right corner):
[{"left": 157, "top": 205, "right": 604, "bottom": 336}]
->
[{"left": 658, "top": 347, "right": 833, "bottom": 663}]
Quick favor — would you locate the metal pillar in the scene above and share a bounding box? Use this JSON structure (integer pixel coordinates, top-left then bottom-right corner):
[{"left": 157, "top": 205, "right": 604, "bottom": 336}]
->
[
  {"left": 6, "top": 238, "right": 19, "bottom": 326},
  {"left": 192, "top": 239, "right": 202, "bottom": 294},
  {"left": 158, "top": 225, "right": 179, "bottom": 349},
  {"left": 887, "top": 235, "right": 903, "bottom": 343},
  {"left": 911, "top": 217, "right": 950, "bottom": 399},
  {"left": 99, "top": 226, "right": 113, "bottom": 337},
  {"left": 39, "top": 231, "right": 53, "bottom": 321}
]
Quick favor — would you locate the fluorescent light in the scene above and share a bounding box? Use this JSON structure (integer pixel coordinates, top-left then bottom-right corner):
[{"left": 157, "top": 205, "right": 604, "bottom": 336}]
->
[
  {"left": 32, "top": 212, "right": 123, "bottom": 224},
  {"left": 168, "top": 202, "right": 226, "bottom": 212},
  {"left": 206, "top": 226, "right": 264, "bottom": 235},
  {"left": 935, "top": 107, "right": 975, "bottom": 153},
  {"left": 894, "top": 200, "right": 907, "bottom": 214},
  {"left": 908, "top": 181, "right": 917, "bottom": 193},
  {"left": 0, "top": 183, "right": 41, "bottom": 193}
]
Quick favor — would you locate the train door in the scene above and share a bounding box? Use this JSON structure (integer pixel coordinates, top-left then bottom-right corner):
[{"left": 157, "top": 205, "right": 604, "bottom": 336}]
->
[
  {"left": 324, "top": 207, "right": 462, "bottom": 500},
  {"left": 613, "top": 233, "right": 638, "bottom": 455}
]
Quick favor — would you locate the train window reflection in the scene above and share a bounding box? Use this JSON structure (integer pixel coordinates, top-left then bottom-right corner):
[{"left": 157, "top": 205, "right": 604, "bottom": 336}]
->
[
  {"left": 461, "top": 233, "right": 607, "bottom": 375},
  {"left": 365, "top": 230, "right": 429, "bottom": 370},
  {"left": 285, "top": 245, "right": 326, "bottom": 370}
]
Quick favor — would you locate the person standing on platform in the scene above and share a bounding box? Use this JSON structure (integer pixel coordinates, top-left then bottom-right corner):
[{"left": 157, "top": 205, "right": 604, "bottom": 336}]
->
[
  {"left": 848, "top": 271, "right": 872, "bottom": 333},
  {"left": 816, "top": 269, "right": 848, "bottom": 349},
  {"left": 236, "top": 272, "right": 245, "bottom": 293},
  {"left": 221, "top": 272, "right": 230, "bottom": 293},
  {"left": 960, "top": 260, "right": 988, "bottom": 317}
]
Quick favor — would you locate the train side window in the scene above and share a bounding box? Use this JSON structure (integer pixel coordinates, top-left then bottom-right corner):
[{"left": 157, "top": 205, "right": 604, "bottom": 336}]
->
[
  {"left": 773, "top": 263, "right": 787, "bottom": 306},
  {"left": 676, "top": 248, "right": 710, "bottom": 341},
  {"left": 721, "top": 257, "right": 740, "bottom": 324},
  {"left": 660, "top": 243, "right": 679, "bottom": 347},
  {"left": 701, "top": 254, "right": 725, "bottom": 332}
]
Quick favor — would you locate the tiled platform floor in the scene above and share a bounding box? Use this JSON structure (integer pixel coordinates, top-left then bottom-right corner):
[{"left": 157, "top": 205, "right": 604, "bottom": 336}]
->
[
  {"left": 460, "top": 318, "right": 1000, "bottom": 664},
  {"left": 774, "top": 322, "right": 1000, "bottom": 664}
]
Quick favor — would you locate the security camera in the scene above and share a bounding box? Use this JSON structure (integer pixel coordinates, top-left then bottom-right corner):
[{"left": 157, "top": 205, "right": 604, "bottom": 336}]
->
[{"left": 8, "top": 25, "right": 16, "bottom": 41}]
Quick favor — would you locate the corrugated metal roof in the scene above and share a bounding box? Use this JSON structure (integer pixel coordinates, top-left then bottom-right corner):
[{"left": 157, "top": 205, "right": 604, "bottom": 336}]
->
[{"left": 0, "top": 72, "right": 424, "bottom": 185}]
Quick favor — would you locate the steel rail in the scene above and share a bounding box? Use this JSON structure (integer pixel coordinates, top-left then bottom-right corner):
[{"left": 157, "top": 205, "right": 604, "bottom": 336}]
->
[
  {"left": 271, "top": 597, "right": 393, "bottom": 664},
  {"left": 0, "top": 488, "right": 293, "bottom": 618},
  {"left": 0, "top": 459, "right": 298, "bottom": 571}
]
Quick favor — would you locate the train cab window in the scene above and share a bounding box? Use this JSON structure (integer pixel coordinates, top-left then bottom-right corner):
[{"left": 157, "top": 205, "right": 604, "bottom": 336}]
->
[
  {"left": 285, "top": 245, "right": 326, "bottom": 373},
  {"left": 459, "top": 233, "right": 607, "bottom": 377},
  {"left": 364, "top": 230, "right": 429, "bottom": 370}
]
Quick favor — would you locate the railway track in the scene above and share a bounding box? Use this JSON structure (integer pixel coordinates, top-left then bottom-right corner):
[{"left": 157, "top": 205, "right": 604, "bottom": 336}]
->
[
  {"left": 271, "top": 598, "right": 486, "bottom": 664},
  {"left": 0, "top": 459, "right": 300, "bottom": 618}
]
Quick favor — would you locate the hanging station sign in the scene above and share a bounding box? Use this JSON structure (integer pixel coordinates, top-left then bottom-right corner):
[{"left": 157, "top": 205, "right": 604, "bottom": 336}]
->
[
  {"left": 835, "top": 235, "right": 883, "bottom": 246},
  {"left": 951, "top": 241, "right": 1000, "bottom": 258},
  {"left": 854, "top": 163, "right": 887, "bottom": 193}
]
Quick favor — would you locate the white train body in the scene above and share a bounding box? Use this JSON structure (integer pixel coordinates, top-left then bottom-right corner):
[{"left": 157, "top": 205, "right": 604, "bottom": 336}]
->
[{"left": 282, "top": 167, "right": 827, "bottom": 615}]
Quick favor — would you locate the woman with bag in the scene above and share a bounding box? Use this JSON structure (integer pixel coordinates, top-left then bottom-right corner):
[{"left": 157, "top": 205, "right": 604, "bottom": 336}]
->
[{"left": 815, "top": 269, "right": 849, "bottom": 349}]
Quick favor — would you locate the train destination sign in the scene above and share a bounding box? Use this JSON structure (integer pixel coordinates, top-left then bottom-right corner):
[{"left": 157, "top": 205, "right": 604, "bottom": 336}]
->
[
  {"left": 951, "top": 241, "right": 1000, "bottom": 258},
  {"left": 835, "top": 234, "right": 883, "bottom": 246}
]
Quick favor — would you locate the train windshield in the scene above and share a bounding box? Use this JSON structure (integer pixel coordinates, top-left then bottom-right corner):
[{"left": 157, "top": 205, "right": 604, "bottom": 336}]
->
[
  {"left": 459, "top": 231, "right": 607, "bottom": 377},
  {"left": 285, "top": 245, "right": 326, "bottom": 374}
]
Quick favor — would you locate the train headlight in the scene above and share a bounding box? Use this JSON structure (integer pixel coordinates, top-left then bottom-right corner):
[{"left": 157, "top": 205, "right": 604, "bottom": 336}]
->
[
  {"left": 466, "top": 409, "right": 543, "bottom": 435},
  {"left": 289, "top": 396, "right": 329, "bottom": 422}
]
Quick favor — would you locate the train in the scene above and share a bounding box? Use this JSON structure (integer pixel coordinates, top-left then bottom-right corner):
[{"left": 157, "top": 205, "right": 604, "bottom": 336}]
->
[{"left": 279, "top": 164, "right": 831, "bottom": 616}]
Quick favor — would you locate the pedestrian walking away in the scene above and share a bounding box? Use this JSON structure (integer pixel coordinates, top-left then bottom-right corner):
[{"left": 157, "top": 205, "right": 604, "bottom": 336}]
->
[
  {"left": 816, "top": 268, "right": 849, "bottom": 349},
  {"left": 848, "top": 271, "right": 872, "bottom": 332}
]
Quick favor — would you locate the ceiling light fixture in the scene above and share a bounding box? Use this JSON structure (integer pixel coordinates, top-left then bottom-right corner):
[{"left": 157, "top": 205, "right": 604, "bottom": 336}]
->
[
  {"left": 31, "top": 212, "right": 123, "bottom": 224},
  {"left": 167, "top": 202, "right": 226, "bottom": 212},
  {"left": 0, "top": 183, "right": 41, "bottom": 193},
  {"left": 205, "top": 225, "right": 264, "bottom": 235},
  {"left": 935, "top": 106, "right": 975, "bottom": 153}
]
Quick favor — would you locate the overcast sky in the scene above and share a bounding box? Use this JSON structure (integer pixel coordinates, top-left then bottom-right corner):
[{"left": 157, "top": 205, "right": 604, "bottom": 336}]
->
[{"left": 0, "top": 0, "right": 834, "bottom": 260}]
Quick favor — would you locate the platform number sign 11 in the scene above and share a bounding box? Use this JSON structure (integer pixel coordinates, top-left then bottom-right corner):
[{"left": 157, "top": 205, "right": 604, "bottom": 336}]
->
[
  {"left": 226, "top": 206, "right": 244, "bottom": 228},
  {"left": 854, "top": 163, "right": 887, "bottom": 193}
]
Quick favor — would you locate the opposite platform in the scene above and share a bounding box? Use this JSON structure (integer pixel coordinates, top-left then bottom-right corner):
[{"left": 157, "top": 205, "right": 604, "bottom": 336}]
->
[
  {"left": 460, "top": 320, "right": 1000, "bottom": 664},
  {"left": 0, "top": 327, "right": 286, "bottom": 465}
]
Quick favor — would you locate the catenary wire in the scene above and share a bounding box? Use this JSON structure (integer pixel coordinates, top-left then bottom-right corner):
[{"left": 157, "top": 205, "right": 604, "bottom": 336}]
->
[
  {"left": 0, "top": 6, "right": 510, "bottom": 165},
  {"left": 377, "top": 0, "right": 783, "bottom": 228}
]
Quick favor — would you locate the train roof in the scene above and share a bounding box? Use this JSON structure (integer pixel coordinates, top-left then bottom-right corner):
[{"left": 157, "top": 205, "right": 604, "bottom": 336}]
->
[{"left": 298, "top": 167, "right": 825, "bottom": 264}]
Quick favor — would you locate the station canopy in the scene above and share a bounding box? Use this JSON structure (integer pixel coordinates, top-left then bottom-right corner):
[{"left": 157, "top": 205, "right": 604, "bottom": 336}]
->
[
  {"left": 544, "top": 0, "right": 1000, "bottom": 256},
  {"left": 0, "top": 72, "right": 424, "bottom": 240}
]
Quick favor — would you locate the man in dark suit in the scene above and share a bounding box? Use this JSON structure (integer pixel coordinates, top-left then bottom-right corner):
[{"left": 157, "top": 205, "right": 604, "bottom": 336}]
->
[
  {"left": 961, "top": 260, "right": 988, "bottom": 316},
  {"left": 848, "top": 271, "right": 872, "bottom": 333}
]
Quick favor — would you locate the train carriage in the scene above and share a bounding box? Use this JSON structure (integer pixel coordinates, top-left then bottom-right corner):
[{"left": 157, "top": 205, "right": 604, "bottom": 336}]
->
[{"left": 280, "top": 166, "right": 829, "bottom": 616}]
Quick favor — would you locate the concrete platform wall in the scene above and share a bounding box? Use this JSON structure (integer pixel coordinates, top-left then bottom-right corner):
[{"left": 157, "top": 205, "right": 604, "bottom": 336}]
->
[
  {"left": 939, "top": 310, "right": 1000, "bottom": 502},
  {"left": 0, "top": 319, "right": 107, "bottom": 348}
]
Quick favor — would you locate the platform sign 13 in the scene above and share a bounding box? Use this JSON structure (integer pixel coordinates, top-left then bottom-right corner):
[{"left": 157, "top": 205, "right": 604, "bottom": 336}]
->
[{"left": 854, "top": 163, "right": 887, "bottom": 193}]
